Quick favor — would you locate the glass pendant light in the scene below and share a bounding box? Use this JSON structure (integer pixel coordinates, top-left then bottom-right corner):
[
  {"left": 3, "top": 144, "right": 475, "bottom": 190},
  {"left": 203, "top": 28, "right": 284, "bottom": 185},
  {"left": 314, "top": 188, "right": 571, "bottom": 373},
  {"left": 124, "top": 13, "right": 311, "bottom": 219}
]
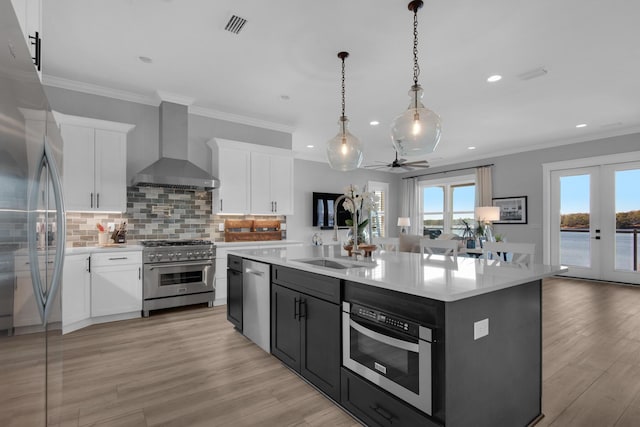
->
[
  {"left": 391, "top": 0, "right": 441, "bottom": 157},
  {"left": 327, "top": 51, "right": 363, "bottom": 171}
]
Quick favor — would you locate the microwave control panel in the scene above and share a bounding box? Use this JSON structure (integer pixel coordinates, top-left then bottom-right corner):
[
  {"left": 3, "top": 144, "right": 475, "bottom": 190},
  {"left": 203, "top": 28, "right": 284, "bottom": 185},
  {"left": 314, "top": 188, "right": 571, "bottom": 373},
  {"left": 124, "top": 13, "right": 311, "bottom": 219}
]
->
[{"left": 352, "top": 304, "right": 419, "bottom": 337}]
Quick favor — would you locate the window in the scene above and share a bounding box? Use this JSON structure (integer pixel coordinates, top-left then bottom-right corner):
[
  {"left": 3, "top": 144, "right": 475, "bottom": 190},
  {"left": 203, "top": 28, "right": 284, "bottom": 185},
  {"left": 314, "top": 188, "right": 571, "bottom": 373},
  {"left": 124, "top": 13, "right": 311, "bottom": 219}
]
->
[
  {"left": 419, "top": 175, "right": 475, "bottom": 238},
  {"left": 368, "top": 181, "right": 389, "bottom": 238}
]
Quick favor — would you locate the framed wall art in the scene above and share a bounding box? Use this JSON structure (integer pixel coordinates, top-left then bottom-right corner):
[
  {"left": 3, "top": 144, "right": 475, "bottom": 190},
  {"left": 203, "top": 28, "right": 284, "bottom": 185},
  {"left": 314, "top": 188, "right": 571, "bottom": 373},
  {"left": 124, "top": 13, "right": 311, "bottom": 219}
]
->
[{"left": 492, "top": 196, "right": 527, "bottom": 224}]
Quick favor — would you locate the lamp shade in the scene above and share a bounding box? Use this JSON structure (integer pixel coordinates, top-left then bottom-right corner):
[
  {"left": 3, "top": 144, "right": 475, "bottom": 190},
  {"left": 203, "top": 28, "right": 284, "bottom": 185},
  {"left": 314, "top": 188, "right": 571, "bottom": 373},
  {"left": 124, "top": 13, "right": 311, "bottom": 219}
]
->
[
  {"left": 397, "top": 217, "right": 411, "bottom": 227},
  {"left": 475, "top": 206, "right": 500, "bottom": 222}
]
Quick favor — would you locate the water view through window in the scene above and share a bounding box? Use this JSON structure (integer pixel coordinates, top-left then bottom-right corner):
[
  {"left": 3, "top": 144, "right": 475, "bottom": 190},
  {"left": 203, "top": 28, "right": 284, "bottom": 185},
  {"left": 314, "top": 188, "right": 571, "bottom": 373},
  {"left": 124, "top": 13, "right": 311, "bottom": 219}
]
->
[{"left": 560, "top": 170, "right": 640, "bottom": 271}]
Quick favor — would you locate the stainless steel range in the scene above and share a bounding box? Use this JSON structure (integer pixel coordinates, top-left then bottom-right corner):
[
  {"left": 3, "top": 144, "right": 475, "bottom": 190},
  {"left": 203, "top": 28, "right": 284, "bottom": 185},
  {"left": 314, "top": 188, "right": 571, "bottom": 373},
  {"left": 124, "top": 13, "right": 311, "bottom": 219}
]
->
[{"left": 141, "top": 239, "right": 215, "bottom": 317}]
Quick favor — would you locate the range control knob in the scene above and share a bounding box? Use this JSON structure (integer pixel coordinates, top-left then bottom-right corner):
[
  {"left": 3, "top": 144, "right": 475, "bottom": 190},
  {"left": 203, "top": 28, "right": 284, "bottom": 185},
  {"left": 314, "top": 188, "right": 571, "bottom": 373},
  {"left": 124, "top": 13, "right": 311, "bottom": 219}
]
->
[
  {"left": 187, "top": 252, "right": 193, "bottom": 259},
  {"left": 157, "top": 253, "right": 163, "bottom": 259},
  {"left": 167, "top": 252, "right": 174, "bottom": 259},
  {"left": 147, "top": 254, "right": 156, "bottom": 261}
]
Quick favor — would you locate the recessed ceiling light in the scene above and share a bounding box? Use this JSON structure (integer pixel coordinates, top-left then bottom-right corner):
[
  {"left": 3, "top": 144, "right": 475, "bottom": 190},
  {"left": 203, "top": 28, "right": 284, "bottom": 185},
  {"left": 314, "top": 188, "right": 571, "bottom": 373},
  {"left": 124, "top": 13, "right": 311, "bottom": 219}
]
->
[
  {"left": 138, "top": 56, "right": 153, "bottom": 64},
  {"left": 467, "top": 146, "right": 476, "bottom": 150},
  {"left": 576, "top": 123, "right": 587, "bottom": 128},
  {"left": 306, "top": 144, "right": 314, "bottom": 148},
  {"left": 280, "top": 95, "right": 290, "bottom": 101},
  {"left": 369, "top": 120, "right": 380, "bottom": 126},
  {"left": 487, "top": 75, "right": 502, "bottom": 83}
]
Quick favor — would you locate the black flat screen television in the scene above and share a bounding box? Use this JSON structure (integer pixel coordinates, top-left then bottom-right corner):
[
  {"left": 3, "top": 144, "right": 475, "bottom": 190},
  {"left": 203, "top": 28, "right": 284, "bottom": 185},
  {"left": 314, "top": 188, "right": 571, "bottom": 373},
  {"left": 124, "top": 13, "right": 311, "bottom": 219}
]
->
[{"left": 312, "top": 192, "right": 350, "bottom": 229}]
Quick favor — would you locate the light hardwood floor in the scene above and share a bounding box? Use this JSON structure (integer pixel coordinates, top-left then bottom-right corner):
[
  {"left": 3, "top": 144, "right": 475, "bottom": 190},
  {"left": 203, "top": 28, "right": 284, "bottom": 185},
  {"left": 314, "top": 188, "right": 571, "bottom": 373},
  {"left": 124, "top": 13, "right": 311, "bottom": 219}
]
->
[{"left": 36, "top": 277, "right": 640, "bottom": 426}]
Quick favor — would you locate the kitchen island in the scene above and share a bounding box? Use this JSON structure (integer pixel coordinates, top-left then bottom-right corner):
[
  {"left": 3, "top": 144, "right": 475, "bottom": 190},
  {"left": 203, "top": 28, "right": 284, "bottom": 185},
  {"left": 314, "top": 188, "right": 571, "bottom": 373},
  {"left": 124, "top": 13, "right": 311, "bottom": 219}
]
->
[{"left": 227, "top": 245, "right": 567, "bottom": 427}]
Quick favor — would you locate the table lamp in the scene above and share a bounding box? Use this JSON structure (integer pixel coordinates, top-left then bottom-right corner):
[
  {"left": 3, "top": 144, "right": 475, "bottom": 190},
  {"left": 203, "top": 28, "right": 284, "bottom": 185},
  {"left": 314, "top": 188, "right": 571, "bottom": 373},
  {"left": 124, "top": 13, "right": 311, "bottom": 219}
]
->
[
  {"left": 475, "top": 206, "right": 500, "bottom": 242},
  {"left": 397, "top": 217, "right": 411, "bottom": 234}
]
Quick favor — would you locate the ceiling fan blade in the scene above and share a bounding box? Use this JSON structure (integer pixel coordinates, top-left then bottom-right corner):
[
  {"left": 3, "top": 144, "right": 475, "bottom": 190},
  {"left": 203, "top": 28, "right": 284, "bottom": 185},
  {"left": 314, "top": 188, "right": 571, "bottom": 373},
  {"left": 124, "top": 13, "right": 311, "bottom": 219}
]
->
[
  {"left": 402, "top": 161, "right": 430, "bottom": 167},
  {"left": 363, "top": 164, "right": 390, "bottom": 169}
]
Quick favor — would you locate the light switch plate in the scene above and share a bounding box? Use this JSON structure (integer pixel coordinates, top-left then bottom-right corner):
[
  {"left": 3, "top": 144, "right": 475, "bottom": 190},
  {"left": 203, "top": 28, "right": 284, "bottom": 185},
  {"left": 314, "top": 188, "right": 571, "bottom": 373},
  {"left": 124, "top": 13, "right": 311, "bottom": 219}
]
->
[
  {"left": 474, "top": 318, "right": 489, "bottom": 340},
  {"left": 218, "top": 223, "right": 224, "bottom": 232}
]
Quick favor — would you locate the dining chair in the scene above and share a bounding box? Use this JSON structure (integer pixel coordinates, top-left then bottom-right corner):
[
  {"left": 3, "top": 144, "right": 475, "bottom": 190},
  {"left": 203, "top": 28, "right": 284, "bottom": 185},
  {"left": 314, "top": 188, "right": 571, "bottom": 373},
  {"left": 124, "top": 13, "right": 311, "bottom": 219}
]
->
[
  {"left": 419, "top": 238, "right": 459, "bottom": 259},
  {"left": 373, "top": 237, "right": 400, "bottom": 253},
  {"left": 483, "top": 242, "right": 535, "bottom": 264}
]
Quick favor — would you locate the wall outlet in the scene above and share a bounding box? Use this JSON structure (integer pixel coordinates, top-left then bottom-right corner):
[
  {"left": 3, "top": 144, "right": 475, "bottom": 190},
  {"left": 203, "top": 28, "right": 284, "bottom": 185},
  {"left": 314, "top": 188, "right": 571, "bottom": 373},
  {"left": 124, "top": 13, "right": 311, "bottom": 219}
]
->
[
  {"left": 107, "top": 222, "right": 115, "bottom": 232},
  {"left": 218, "top": 223, "right": 225, "bottom": 232},
  {"left": 474, "top": 318, "right": 489, "bottom": 340},
  {"left": 280, "top": 222, "right": 286, "bottom": 230}
]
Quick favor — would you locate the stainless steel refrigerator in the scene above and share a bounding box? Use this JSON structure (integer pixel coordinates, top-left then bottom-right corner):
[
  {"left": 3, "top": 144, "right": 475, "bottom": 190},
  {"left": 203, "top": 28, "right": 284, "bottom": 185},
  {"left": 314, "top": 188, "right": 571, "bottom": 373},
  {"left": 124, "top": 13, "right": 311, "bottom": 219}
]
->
[{"left": 0, "top": 2, "right": 66, "bottom": 425}]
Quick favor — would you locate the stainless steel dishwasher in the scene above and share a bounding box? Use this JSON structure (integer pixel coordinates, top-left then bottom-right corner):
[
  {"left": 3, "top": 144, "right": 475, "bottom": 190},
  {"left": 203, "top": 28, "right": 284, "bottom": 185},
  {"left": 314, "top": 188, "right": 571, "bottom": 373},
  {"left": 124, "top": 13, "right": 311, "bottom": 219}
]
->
[{"left": 242, "top": 259, "right": 270, "bottom": 353}]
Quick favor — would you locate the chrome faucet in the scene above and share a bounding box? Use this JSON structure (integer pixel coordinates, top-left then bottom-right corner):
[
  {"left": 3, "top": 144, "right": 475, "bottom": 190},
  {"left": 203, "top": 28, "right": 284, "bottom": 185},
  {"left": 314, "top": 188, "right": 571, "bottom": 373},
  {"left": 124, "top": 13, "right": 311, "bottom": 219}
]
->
[{"left": 333, "top": 195, "right": 362, "bottom": 258}]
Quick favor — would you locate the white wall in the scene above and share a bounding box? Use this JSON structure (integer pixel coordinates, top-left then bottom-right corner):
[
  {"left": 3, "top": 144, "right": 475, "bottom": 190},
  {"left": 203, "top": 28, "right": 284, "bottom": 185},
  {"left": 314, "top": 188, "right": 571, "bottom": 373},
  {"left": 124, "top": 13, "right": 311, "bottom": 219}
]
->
[
  {"left": 401, "top": 132, "right": 640, "bottom": 263},
  {"left": 287, "top": 159, "right": 402, "bottom": 245}
]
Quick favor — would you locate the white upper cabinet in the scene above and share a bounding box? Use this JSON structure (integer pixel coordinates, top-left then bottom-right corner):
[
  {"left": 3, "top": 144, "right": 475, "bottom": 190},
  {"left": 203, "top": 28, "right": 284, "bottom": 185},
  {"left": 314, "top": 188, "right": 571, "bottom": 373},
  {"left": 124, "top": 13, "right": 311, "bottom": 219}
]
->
[
  {"left": 213, "top": 139, "right": 294, "bottom": 216},
  {"left": 56, "top": 113, "right": 135, "bottom": 212},
  {"left": 216, "top": 147, "right": 250, "bottom": 214},
  {"left": 250, "top": 152, "right": 293, "bottom": 215},
  {"left": 11, "top": 0, "right": 43, "bottom": 78}
]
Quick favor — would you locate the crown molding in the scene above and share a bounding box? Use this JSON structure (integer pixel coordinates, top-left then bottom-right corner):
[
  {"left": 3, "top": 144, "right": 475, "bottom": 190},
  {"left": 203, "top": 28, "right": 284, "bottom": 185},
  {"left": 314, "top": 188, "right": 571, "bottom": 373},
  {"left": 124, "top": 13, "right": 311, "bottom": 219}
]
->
[
  {"left": 42, "top": 74, "right": 295, "bottom": 134},
  {"left": 155, "top": 91, "right": 195, "bottom": 106},
  {"left": 190, "top": 106, "right": 294, "bottom": 134},
  {"left": 42, "top": 74, "right": 157, "bottom": 106}
]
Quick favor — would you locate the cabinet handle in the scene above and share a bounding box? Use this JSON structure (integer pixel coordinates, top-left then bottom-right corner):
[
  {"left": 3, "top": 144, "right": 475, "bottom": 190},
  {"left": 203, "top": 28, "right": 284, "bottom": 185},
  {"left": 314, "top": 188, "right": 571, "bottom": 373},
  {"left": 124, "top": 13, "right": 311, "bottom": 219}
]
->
[
  {"left": 138, "top": 267, "right": 141, "bottom": 280},
  {"left": 28, "top": 31, "right": 41, "bottom": 71},
  {"left": 87, "top": 256, "right": 91, "bottom": 273},
  {"left": 96, "top": 193, "right": 100, "bottom": 209},
  {"left": 274, "top": 201, "right": 277, "bottom": 212},
  {"left": 369, "top": 405, "right": 395, "bottom": 423},
  {"left": 299, "top": 299, "right": 307, "bottom": 319},
  {"left": 90, "top": 192, "right": 94, "bottom": 208},
  {"left": 220, "top": 199, "right": 223, "bottom": 211},
  {"left": 294, "top": 297, "right": 299, "bottom": 320},
  {"left": 108, "top": 257, "right": 128, "bottom": 260}
]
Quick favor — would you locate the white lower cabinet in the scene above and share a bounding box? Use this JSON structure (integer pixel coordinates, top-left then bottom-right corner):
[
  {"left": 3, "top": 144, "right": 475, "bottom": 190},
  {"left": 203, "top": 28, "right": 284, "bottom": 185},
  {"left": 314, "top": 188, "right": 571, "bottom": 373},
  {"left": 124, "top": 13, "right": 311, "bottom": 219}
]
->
[
  {"left": 62, "top": 254, "right": 91, "bottom": 333},
  {"left": 61, "top": 250, "right": 142, "bottom": 334},
  {"left": 90, "top": 252, "right": 142, "bottom": 317}
]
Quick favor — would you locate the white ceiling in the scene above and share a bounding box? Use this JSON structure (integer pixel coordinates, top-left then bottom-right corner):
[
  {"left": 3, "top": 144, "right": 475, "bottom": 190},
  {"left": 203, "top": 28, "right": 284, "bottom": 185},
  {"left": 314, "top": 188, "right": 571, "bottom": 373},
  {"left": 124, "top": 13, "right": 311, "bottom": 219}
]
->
[{"left": 41, "top": 0, "right": 640, "bottom": 171}]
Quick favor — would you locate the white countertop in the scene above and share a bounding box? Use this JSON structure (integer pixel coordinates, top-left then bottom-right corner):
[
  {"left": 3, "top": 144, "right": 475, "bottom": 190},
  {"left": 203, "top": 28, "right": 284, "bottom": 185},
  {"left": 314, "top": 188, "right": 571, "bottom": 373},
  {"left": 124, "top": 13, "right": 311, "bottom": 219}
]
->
[
  {"left": 227, "top": 245, "right": 567, "bottom": 302},
  {"left": 65, "top": 244, "right": 142, "bottom": 255},
  {"left": 214, "top": 240, "right": 303, "bottom": 248}
]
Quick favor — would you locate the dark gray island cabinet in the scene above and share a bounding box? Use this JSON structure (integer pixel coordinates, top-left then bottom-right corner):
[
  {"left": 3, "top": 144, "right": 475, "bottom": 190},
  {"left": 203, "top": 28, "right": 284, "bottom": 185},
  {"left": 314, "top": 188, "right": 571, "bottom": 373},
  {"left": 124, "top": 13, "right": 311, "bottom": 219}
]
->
[
  {"left": 270, "top": 265, "right": 341, "bottom": 402},
  {"left": 226, "top": 247, "right": 563, "bottom": 427}
]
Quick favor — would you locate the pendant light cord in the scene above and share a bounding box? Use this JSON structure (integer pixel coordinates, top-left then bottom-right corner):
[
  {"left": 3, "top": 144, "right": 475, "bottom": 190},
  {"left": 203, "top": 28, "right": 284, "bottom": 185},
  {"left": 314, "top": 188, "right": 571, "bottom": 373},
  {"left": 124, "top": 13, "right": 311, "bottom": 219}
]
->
[
  {"left": 341, "top": 54, "right": 346, "bottom": 118},
  {"left": 413, "top": 6, "right": 420, "bottom": 87}
]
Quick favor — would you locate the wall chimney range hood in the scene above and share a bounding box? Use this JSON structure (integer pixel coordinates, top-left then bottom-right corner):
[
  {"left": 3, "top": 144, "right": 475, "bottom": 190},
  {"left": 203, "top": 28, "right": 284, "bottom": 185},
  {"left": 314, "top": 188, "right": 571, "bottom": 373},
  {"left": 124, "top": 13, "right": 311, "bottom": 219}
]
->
[{"left": 131, "top": 101, "right": 219, "bottom": 190}]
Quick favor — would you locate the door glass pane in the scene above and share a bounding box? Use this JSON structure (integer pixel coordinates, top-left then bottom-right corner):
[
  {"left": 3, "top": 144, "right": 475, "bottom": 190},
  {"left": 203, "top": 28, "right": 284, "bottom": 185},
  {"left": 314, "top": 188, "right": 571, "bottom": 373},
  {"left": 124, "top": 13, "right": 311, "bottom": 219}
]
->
[
  {"left": 452, "top": 185, "right": 475, "bottom": 237},
  {"left": 422, "top": 187, "right": 443, "bottom": 237},
  {"left": 560, "top": 174, "right": 591, "bottom": 267},
  {"left": 615, "top": 169, "right": 640, "bottom": 272}
]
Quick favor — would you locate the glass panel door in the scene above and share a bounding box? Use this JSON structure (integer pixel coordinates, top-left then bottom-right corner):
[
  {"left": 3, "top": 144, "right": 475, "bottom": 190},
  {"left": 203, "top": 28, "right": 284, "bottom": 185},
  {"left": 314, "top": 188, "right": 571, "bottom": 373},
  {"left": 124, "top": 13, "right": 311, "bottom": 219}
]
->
[
  {"left": 601, "top": 162, "right": 640, "bottom": 284},
  {"left": 550, "top": 167, "right": 601, "bottom": 279},
  {"left": 550, "top": 162, "right": 640, "bottom": 285}
]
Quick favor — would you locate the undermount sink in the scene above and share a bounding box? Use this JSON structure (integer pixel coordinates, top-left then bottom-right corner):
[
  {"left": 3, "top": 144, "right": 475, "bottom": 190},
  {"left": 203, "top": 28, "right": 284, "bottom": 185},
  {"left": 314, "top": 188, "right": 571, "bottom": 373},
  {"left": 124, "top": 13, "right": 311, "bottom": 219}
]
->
[{"left": 292, "top": 257, "right": 376, "bottom": 270}]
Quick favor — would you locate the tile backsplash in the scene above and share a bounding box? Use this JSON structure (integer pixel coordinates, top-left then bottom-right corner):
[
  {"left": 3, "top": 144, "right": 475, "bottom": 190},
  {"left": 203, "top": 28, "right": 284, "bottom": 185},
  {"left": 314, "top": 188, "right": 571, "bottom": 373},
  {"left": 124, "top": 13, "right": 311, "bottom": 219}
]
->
[{"left": 66, "top": 186, "right": 285, "bottom": 246}]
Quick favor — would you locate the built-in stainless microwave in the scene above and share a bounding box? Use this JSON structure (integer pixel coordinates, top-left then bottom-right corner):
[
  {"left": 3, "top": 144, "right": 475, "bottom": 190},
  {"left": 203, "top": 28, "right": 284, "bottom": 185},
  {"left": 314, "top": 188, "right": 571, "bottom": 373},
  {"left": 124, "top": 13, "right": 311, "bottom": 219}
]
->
[{"left": 342, "top": 301, "right": 433, "bottom": 415}]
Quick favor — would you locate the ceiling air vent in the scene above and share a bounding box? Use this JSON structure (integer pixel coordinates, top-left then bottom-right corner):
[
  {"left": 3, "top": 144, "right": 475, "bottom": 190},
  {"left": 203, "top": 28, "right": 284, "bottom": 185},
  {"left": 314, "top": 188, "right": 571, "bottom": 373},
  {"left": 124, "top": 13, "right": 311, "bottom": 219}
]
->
[{"left": 224, "top": 15, "right": 247, "bottom": 34}]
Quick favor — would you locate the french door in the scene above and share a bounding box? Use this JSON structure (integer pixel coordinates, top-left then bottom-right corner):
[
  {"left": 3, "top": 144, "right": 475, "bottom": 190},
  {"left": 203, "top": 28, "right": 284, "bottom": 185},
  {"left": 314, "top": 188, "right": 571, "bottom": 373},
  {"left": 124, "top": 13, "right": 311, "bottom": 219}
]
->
[{"left": 548, "top": 160, "right": 640, "bottom": 284}]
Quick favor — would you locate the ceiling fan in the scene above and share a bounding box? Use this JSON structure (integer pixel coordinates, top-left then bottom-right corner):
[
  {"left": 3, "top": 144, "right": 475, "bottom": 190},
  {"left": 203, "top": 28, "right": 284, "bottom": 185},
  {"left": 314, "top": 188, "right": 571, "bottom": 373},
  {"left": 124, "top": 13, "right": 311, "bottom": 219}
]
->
[{"left": 364, "top": 150, "right": 430, "bottom": 171}]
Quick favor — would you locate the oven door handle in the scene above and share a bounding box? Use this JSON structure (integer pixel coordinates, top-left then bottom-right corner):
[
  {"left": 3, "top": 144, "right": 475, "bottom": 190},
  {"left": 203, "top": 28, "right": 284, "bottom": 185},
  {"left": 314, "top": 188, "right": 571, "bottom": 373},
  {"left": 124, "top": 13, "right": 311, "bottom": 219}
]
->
[
  {"left": 147, "top": 261, "right": 213, "bottom": 270},
  {"left": 350, "top": 318, "right": 420, "bottom": 352}
]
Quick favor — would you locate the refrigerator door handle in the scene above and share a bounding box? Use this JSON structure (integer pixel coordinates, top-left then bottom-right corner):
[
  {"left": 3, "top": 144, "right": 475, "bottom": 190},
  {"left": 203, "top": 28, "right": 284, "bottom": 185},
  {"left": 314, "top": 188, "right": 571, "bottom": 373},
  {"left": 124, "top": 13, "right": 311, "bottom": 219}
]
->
[{"left": 27, "top": 137, "right": 66, "bottom": 325}]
